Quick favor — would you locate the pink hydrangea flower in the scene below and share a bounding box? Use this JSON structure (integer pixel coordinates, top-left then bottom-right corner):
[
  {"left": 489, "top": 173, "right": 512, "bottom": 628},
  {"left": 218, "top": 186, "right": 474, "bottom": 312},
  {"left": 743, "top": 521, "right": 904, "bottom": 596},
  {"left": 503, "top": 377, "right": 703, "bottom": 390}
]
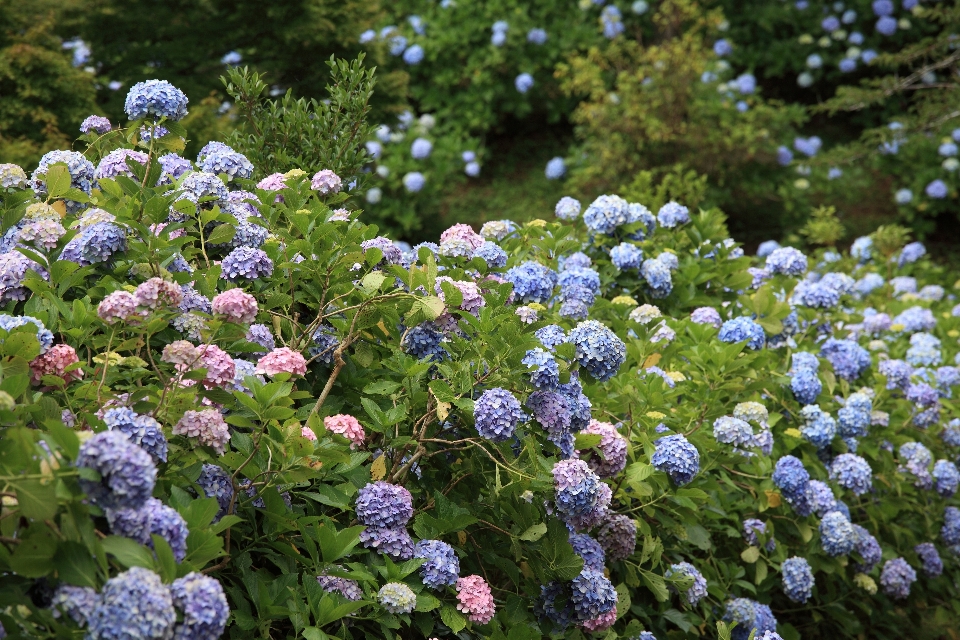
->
[
  {"left": 98, "top": 290, "right": 137, "bottom": 323},
  {"left": 133, "top": 277, "right": 184, "bottom": 310},
  {"left": 161, "top": 340, "right": 200, "bottom": 367},
  {"left": 323, "top": 414, "right": 365, "bottom": 448},
  {"left": 435, "top": 276, "right": 485, "bottom": 315},
  {"left": 440, "top": 223, "right": 484, "bottom": 251},
  {"left": 149, "top": 222, "right": 185, "bottom": 240},
  {"left": 256, "top": 172, "right": 288, "bottom": 191},
  {"left": 30, "top": 344, "right": 82, "bottom": 384},
  {"left": 455, "top": 575, "right": 495, "bottom": 624},
  {"left": 311, "top": 169, "right": 342, "bottom": 195},
  {"left": 329, "top": 208, "right": 351, "bottom": 222},
  {"left": 173, "top": 409, "right": 231, "bottom": 454},
  {"left": 211, "top": 288, "right": 258, "bottom": 324},
  {"left": 197, "top": 345, "right": 236, "bottom": 388},
  {"left": 20, "top": 219, "right": 66, "bottom": 249},
  {"left": 301, "top": 426, "right": 317, "bottom": 441},
  {"left": 256, "top": 347, "right": 307, "bottom": 376},
  {"left": 581, "top": 606, "right": 617, "bottom": 632}
]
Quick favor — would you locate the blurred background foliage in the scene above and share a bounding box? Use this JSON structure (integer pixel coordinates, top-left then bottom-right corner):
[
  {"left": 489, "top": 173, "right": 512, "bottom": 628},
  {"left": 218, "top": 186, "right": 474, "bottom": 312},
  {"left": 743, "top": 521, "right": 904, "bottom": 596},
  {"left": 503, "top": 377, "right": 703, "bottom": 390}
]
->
[{"left": 3, "top": 0, "right": 960, "bottom": 249}]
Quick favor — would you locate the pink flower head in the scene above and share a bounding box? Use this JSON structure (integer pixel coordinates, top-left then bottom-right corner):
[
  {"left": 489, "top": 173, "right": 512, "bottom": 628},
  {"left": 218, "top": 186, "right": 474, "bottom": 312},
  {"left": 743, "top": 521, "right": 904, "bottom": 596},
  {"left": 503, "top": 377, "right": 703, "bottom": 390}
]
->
[
  {"left": 440, "top": 223, "right": 484, "bottom": 251},
  {"left": 301, "top": 426, "right": 317, "bottom": 441},
  {"left": 134, "top": 277, "right": 184, "bottom": 310},
  {"left": 173, "top": 409, "right": 231, "bottom": 454},
  {"left": 581, "top": 606, "right": 617, "bottom": 632},
  {"left": 197, "top": 345, "right": 236, "bottom": 388},
  {"left": 435, "top": 276, "right": 485, "bottom": 315},
  {"left": 161, "top": 340, "right": 200, "bottom": 367},
  {"left": 323, "top": 414, "right": 365, "bottom": 448},
  {"left": 30, "top": 344, "right": 82, "bottom": 384},
  {"left": 150, "top": 222, "right": 185, "bottom": 240},
  {"left": 98, "top": 290, "right": 137, "bottom": 323},
  {"left": 311, "top": 169, "right": 342, "bottom": 195},
  {"left": 211, "top": 288, "right": 258, "bottom": 324},
  {"left": 257, "top": 172, "right": 288, "bottom": 191},
  {"left": 576, "top": 419, "right": 628, "bottom": 478},
  {"left": 256, "top": 347, "right": 307, "bottom": 377},
  {"left": 455, "top": 575, "right": 495, "bottom": 624}
]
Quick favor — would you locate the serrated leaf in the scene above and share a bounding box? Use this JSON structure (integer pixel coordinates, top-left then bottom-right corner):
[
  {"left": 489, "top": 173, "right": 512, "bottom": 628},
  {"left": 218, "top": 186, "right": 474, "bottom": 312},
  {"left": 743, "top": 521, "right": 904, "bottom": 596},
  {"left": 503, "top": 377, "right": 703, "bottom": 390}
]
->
[
  {"left": 14, "top": 479, "right": 58, "bottom": 520},
  {"left": 573, "top": 433, "right": 602, "bottom": 450},
  {"left": 207, "top": 223, "right": 236, "bottom": 245},
  {"left": 440, "top": 604, "right": 466, "bottom": 633},
  {"left": 641, "top": 570, "right": 670, "bottom": 602},
  {"left": 45, "top": 163, "right": 72, "bottom": 199}
]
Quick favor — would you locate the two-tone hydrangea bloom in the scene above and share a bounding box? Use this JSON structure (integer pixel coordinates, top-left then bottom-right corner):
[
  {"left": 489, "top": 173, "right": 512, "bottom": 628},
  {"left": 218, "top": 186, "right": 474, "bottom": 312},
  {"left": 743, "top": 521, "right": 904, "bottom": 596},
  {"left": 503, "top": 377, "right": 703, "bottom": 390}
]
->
[
  {"left": 473, "top": 241, "right": 508, "bottom": 267},
  {"left": 124, "top": 79, "right": 189, "bottom": 120},
  {"left": 880, "top": 558, "right": 916, "bottom": 599},
  {"left": 0, "top": 163, "right": 27, "bottom": 188},
  {"left": 173, "top": 409, "right": 231, "bottom": 454},
  {"left": 766, "top": 247, "right": 808, "bottom": 275},
  {"left": 107, "top": 497, "right": 189, "bottom": 562},
  {"left": 652, "top": 434, "right": 699, "bottom": 485},
  {"left": 553, "top": 459, "right": 604, "bottom": 522},
  {"left": 719, "top": 317, "right": 765, "bottom": 350},
  {"left": 568, "top": 320, "right": 626, "bottom": 382},
  {"left": 378, "top": 582, "right": 416, "bottom": 614},
  {"left": 820, "top": 511, "right": 856, "bottom": 556},
  {"left": 781, "top": 557, "right": 814, "bottom": 603},
  {"left": 474, "top": 388, "right": 526, "bottom": 441},
  {"left": 77, "top": 431, "right": 157, "bottom": 510},
  {"left": 665, "top": 562, "right": 708, "bottom": 605},
  {"left": 914, "top": 542, "right": 943, "bottom": 577},
  {"left": 571, "top": 568, "right": 617, "bottom": 622},
  {"left": 87, "top": 567, "right": 176, "bottom": 640},
  {"left": 577, "top": 420, "right": 628, "bottom": 478},
  {"left": 597, "top": 513, "right": 636, "bottom": 561}
]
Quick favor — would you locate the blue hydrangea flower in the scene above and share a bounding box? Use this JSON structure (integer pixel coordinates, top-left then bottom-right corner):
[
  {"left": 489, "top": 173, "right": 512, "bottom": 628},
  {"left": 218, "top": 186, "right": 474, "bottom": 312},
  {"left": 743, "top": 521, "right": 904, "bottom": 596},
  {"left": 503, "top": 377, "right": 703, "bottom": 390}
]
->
[
  {"left": 197, "top": 464, "right": 233, "bottom": 521},
  {"left": 414, "top": 540, "right": 460, "bottom": 588},
  {"left": 652, "top": 434, "right": 699, "bottom": 485},
  {"left": 723, "top": 598, "right": 778, "bottom": 640},
  {"left": 221, "top": 247, "right": 273, "bottom": 281},
  {"left": 104, "top": 407, "right": 168, "bottom": 463},
  {"left": 915, "top": 542, "right": 943, "bottom": 577},
  {"left": 656, "top": 201, "right": 690, "bottom": 228},
  {"left": 402, "top": 44, "right": 424, "bottom": 65},
  {"left": 555, "top": 196, "right": 581, "bottom": 220},
  {"left": 568, "top": 320, "right": 626, "bottom": 382},
  {"left": 474, "top": 388, "right": 526, "bottom": 441},
  {"left": 610, "top": 242, "right": 643, "bottom": 270},
  {"left": 545, "top": 156, "right": 565, "bottom": 179},
  {"left": 553, "top": 459, "right": 603, "bottom": 520},
  {"left": 200, "top": 149, "right": 254, "bottom": 181},
  {"left": 87, "top": 567, "right": 176, "bottom": 639},
  {"left": 124, "top": 79, "right": 189, "bottom": 121},
  {"left": 943, "top": 506, "right": 960, "bottom": 546},
  {"left": 0, "top": 314, "right": 54, "bottom": 354},
  {"left": 820, "top": 339, "right": 870, "bottom": 381},
  {"left": 169, "top": 572, "right": 230, "bottom": 640},
  {"left": 570, "top": 568, "right": 617, "bottom": 621},
  {"left": 522, "top": 348, "right": 560, "bottom": 390},
  {"left": 820, "top": 511, "right": 856, "bottom": 556},
  {"left": 403, "top": 171, "right": 425, "bottom": 192},
  {"left": 829, "top": 453, "right": 872, "bottom": 495},
  {"left": 781, "top": 556, "right": 814, "bottom": 603},
  {"left": 799, "top": 405, "right": 837, "bottom": 449},
  {"left": 107, "top": 497, "right": 188, "bottom": 562},
  {"left": 773, "top": 455, "right": 810, "bottom": 497},
  {"left": 641, "top": 258, "right": 673, "bottom": 298},
  {"left": 536, "top": 325, "right": 567, "bottom": 350},
  {"left": 880, "top": 558, "right": 916, "bottom": 599},
  {"left": 851, "top": 524, "right": 882, "bottom": 572},
  {"left": 933, "top": 460, "right": 960, "bottom": 497},
  {"left": 527, "top": 28, "right": 548, "bottom": 44},
  {"left": 516, "top": 72, "right": 535, "bottom": 94},
  {"left": 534, "top": 582, "right": 574, "bottom": 631},
  {"left": 77, "top": 431, "right": 157, "bottom": 511},
  {"left": 402, "top": 323, "right": 446, "bottom": 361},
  {"left": 355, "top": 481, "right": 413, "bottom": 527},
  {"left": 473, "top": 241, "right": 507, "bottom": 268},
  {"left": 52, "top": 585, "right": 100, "bottom": 626},
  {"left": 665, "top": 562, "right": 707, "bottom": 605},
  {"left": 906, "top": 332, "right": 942, "bottom": 367},
  {"left": 713, "top": 416, "right": 755, "bottom": 450},
  {"left": 570, "top": 533, "right": 606, "bottom": 571},
  {"left": 317, "top": 569, "right": 362, "bottom": 600},
  {"left": 505, "top": 261, "right": 557, "bottom": 303},
  {"left": 719, "top": 317, "right": 765, "bottom": 350},
  {"left": 583, "top": 195, "right": 630, "bottom": 234}
]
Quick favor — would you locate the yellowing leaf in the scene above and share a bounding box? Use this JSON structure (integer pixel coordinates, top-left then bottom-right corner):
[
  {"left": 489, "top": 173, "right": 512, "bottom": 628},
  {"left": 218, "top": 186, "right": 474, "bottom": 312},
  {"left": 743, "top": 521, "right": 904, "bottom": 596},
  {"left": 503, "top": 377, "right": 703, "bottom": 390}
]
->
[
  {"left": 740, "top": 546, "right": 760, "bottom": 563},
  {"left": 457, "top": 531, "right": 467, "bottom": 546},
  {"left": 51, "top": 201, "right": 67, "bottom": 217},
  {"left": 370, "top": 455, "right": 387, "bottom": 481},
  {"left": 643, "top": 353, "right": 662, "bottom": 368},
  {"left": 764, "top": 490, "right": 781, "bottom": 508},
  {"left": 783, "top": 428, "right": 803, "bottom": 439},
  {"left": 436, "top": 401, "right": 451, "bottom": 422}
]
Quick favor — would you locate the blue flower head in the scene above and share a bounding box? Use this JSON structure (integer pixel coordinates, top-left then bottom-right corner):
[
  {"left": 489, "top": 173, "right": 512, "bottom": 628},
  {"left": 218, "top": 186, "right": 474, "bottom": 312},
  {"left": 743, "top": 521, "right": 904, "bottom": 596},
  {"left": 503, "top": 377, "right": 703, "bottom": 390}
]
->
[
  {"left": 719, "top": 317, "right": 765, "bottom": 350},
  {"left": 474, "top": 388, "right": 527, "bottom": 441},
  {"left": 652, "top": 434, "right": 699, "bottom": 485},
  {"left": 87, "top": 567, "right": 175, "bottom": 639},
  {"left": 124, "top": 80, "right": 189, "bottom": 121},
  {"left": 568, "top": 320, "right": 626, "bottom": 382},
  {"left": 583, "top": 195, "right": 630, "bottom": 234},
  {"left": 657, "top": 201, "right": 690, "bottom": 228}
]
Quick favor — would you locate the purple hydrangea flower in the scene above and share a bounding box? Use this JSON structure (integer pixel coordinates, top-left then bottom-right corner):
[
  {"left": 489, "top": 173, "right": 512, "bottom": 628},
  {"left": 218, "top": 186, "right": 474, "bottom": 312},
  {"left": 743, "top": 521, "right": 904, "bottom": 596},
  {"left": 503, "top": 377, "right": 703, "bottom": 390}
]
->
[
  {"left": 77, "top": 431, "right": 157, "bottom": 510},
  {"left": 87, "top": 567, "right": 176, "bottom": 639}
]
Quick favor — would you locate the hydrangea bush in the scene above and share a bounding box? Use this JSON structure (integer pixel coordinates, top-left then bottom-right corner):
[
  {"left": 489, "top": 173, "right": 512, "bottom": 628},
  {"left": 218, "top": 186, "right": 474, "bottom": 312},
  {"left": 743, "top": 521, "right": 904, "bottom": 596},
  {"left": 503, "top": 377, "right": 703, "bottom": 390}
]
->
[{"left": 2, "top": 74, "right": 960, "bottom": 640}]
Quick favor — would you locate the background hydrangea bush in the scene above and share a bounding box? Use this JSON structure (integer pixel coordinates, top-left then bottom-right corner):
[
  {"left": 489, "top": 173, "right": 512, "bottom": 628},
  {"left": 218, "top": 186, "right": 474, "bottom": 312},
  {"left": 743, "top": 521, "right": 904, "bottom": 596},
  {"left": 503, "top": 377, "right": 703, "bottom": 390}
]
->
[{"left": 3, "top": 68, "right": 960, "bottom": 640}]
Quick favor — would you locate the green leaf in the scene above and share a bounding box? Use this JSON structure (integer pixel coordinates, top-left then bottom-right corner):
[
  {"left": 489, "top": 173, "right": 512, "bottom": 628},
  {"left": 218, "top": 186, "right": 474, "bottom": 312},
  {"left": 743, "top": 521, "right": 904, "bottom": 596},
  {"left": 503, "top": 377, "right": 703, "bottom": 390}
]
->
[
  {"left": 363, "top": 380, "right": 402, "bottom": 396},
  {"left": 206, "top": 223, "right": 236, "bottom": 245},
  {"left": 180, "top": 498, "right": 220, "bottom": 529},
  {"left": 359, "top": 272, "right": 386, "bottom": 294},
  {"left": 8, "top": 527, "right": 58, "bottom": 577},
  {"left": 152, "top": 534, "right": 177, "bottom": 583},
  {"left": 519, "top": 523, "right": 547, "bottom": 542},
  {"left": 740, "top": 546, "right": 760, "bottom": 563},
  {"left": 573, "top": 433, "right": 602, "bottom": 450},
  {"left": 101, "top": 536, "right": 155, "bottom": 570},
  {"left": 14, "top": 479, "right": 58, "bottom": 520},
  {"left": 641, "top": 570, "right": 670, "bottom": 602},
  {"left": 415, "top": 593, "right": 441, "bottom": 612},
  {"left": 54, "top": 541, "right": 99, "bottom": 587},
  {"left": 45, "top": 163, "right": 72, "bottom": 199},
  {"left": 440, "top": 604, "right": 467, "bottom": 633},
  {"left": 316, "top": 524, "right": 364, "bottom": 563}
]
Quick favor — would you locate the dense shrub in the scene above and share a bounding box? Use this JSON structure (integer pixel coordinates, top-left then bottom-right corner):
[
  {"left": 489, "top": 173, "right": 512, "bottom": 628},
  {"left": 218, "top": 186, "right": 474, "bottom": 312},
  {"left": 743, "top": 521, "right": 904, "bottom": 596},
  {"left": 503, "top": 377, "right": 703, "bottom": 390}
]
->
[{"left": 2, "top": 72, "right": 960, "bottom": 640}]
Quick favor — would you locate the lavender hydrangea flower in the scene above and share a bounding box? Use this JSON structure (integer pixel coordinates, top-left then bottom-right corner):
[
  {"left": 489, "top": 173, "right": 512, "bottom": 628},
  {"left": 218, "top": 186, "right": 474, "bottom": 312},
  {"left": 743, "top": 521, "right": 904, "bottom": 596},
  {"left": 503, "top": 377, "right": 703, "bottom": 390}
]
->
[
  {"left": 107, "top": 497, "right": 189, "bottom": 562},
  {"left": 852, "top": 524, "right": 882, "bottom": 572},
  {"left": 474, "top": 388, "right": 526, "bottom": 441},
  {"left": 87, "top": 568, "right": 176, "bottom": 639},
  {"left": 414, "top": 540, "right": 460, "bottom": 588},
  {"left": 570, "top": 568, "right": 617, "bottom": 621},
  {"left": 197, "top": 464, "right": 234, "bottom": 521},
  {"left": 915, "top": 542, "right": 943, "bottom": 577},
  {"left": 52, "top": 585, "right": 100, "bottom": 626},
  {"left": 358, "top": 525, "right": 414, "bottom": 559},
  {"left": 355, "top": 481, "right": 413, "bottom": 527},
  {"left": 880, "top": 558, "right": 916, "bottom": 599},
  {"left": 597, "top": 514, "right": 636, "bottom": 561},
  {"left": 169, "top": 572, "right": 230, "bottom": 640},
  {"left": 104, "top": 407, "right": 168, "bottom": 463},
  {"left": 820, "top": 339, "right": 870, "bottom": 381},
  {"left": 221, "top": 247, "right": 273, "bottom": 281},
  {"left": 665, "top": 562, "right": 707, "bottom": 605}
]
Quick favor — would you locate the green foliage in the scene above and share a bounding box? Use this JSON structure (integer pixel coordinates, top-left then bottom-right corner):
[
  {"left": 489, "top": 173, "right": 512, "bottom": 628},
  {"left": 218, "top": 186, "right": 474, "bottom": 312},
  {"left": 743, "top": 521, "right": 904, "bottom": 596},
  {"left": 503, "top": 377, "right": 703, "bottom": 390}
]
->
[{"left": 798, "top": 206, "right": 845, "bottom": 247}]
